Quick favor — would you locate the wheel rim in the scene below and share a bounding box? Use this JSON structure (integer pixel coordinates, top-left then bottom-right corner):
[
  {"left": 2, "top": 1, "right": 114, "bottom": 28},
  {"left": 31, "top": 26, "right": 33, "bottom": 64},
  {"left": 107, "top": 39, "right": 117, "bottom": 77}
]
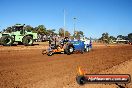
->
[
  {"left": 50, "top": 52, "right": 52, "bottom": 55},
  {"left": 69, "top": 47, "right": 73, "bottom": 53},
  {"left": 48, "top": 52, "right": 52, "bottom": 56},
  {"left": 5, "top": 38, "right": 11, "bottom": 44},
  {"left": 27, "top": 39, "right": 32, "bottom": 44},
  {"left": 86, "top": 47, "right": 89, "bottom": 52}
]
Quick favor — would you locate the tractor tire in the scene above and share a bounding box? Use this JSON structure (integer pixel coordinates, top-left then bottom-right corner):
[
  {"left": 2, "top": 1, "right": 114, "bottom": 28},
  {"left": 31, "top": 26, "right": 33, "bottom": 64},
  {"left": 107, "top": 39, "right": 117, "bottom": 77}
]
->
[
  {"left": 85, "top": 47, "right": 89, "bottom": 52},
  {"left": 1, "top": 36, "right": 14, "bottom": 46},
  {"left": 47, "top": 51, "right": 53, "bottom": 56},
  {"left": 64, "top": 44, "right": 74, "bottom": 55},
  {"left": 0, "top": 37, "right": 1, "bottom": 45},
  {"left": 23, "top": 36, "right": 33, "bottom": 46},
  {"left": 81, "top": 50, "right": 84, "bottom": 54},
  {"left": 76, "top": 76, "right": 86, "bottom": 85}
]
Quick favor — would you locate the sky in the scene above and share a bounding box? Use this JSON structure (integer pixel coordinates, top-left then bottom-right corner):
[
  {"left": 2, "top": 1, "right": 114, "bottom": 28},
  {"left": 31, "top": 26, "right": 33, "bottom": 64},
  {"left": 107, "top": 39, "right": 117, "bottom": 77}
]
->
[{"left": 0, "top": 0, "right": 132, "bottom": 38}]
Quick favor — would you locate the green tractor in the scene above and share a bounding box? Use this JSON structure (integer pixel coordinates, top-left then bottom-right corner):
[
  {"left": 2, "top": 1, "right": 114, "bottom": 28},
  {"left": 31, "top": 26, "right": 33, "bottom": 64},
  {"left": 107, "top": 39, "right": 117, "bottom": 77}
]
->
[{"left": 0, "top": 24, "right": 37, "bottom": 46}]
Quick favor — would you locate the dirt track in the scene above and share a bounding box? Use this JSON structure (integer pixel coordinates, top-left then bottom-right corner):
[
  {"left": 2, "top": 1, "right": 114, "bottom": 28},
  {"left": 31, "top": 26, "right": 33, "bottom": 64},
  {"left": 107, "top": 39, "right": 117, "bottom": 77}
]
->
[{"left": 0, "top": 44, "right": 132, "bottom": 88}]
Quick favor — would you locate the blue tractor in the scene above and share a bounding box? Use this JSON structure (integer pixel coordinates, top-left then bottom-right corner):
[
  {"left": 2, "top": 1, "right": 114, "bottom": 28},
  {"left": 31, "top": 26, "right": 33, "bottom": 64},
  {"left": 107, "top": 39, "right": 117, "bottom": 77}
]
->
[
  {"left": 69, "top": 38, "right": 92, "bottom": 53},
  {"left": 42, "top": 37, "right": 92, "bottom": 56}
]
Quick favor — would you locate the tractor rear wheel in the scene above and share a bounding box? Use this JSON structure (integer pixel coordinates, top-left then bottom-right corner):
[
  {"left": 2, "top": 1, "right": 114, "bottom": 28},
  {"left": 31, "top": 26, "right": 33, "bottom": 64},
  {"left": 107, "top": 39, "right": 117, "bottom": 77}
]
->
[
  {"left": 1, "top": 36, "right": 14, "bottom": 46},
  {"left": 23, "top": 36, "right": 33, "bottom": 46},
  {"left": 64, "top": 44, "right": 74, "bottom": 55}
]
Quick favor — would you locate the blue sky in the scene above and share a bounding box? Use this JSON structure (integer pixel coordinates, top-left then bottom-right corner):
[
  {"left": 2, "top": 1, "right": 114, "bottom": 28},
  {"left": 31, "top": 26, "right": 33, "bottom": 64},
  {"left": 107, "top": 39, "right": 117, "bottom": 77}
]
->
[{"left": 0, "top": 0, "right": 132, "bottom": 38}]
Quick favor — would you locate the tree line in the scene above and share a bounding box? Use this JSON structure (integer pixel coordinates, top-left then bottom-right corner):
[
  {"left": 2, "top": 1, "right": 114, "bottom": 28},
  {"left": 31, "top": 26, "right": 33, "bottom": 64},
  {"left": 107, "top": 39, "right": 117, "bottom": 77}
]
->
[
  {"left": 2, "top": 24, "right": 131, "bottom": 42},
  {"left": 1, "top": 24, "right": 84, "bottom": 38},
  {"left": 99, "top": 32, "right": 132, "bottom": 43}
]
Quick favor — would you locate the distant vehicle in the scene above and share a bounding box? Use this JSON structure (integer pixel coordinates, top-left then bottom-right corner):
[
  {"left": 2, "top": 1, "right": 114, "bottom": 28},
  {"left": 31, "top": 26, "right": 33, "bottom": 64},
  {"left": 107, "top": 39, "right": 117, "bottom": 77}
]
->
[
  {"left": 0, "top": 24, "right": 37, "bottom": 46},
  {"left": 116, "top": 38, "right": 129, "bottom": 44},
  {"left": 128, "top": 40, "right": 132, "bottom": 45}
]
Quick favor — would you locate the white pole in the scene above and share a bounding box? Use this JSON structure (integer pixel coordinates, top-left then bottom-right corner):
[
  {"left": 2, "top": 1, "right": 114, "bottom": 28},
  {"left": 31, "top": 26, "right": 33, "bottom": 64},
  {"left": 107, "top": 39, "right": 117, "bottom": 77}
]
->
[
  {"left": 74, "top": 17, "right": 76, "bottom": 37},
  {"left": 64, "top": 9, "right": 66, "bottom": 37}
]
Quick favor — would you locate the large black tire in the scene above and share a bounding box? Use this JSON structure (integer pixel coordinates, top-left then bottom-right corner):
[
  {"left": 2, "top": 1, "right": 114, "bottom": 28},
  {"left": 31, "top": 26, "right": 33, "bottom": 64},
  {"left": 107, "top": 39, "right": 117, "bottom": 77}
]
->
[
  {"left": 1, "top": 36, "right": 14, "bottom": 46},
  {"left": 76, "top": 76, "right": 86, "bottom": 85},
  {"left": 85, "top": 47, "right": 89, "bottom": 52},
  {"left": 64, "top": 44, "right": 74, "bottom": 55},
  {"left": 23, "top": 36, "right": 33, "bottom": 46},
  {"left": 0, "top": 37, "right": 2, "bottom": 45},
  {"left": 47, "top": 51, "right": 53, "bottom": 56}
]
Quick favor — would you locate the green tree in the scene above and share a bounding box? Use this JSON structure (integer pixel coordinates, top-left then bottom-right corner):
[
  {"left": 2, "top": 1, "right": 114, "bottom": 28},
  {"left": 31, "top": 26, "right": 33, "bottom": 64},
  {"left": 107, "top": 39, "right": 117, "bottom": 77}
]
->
[
  {"left": 59, "top": 28, "right": 71, "bottom": 37},
  {"left": 78, "top": 31, "right": 84, "bottom": 36},
  {"left": 100, "top": 32, "right": 110, "bottom": 43},
  {"left": 128, "top": 33, "right": 132, "bottom": 41},
  {"left": 24, "top": 25, "right": 33, "bottom": 32},
  {"left": 47, "top": 29, "right": 56, "bottom": 36},
  {"left": 65, "top": 31, "right": 71, "bottom": 37},
  {"left": 117, "top": 35, "right": 123, "bottom": 39},
  {"left": 59, "top": 28, "right": 64, "bottom": 37},
  {"left": 74, "top": 31, "right": 84, "bottom": 39},
  {"left": 109, "top": 36, "right": 116, "bottom": 40},
  {"left": 117, "top": 35, "right": 129, "bottom": 40},
  {"left": 5, "top": 27, "right": 12, "bottom": 33},
  {"left": 37, "top": 25, "right": 46, "bottom": 34},
  {"left": 33, "top": 27, "right": 38, "bottom": 33}
]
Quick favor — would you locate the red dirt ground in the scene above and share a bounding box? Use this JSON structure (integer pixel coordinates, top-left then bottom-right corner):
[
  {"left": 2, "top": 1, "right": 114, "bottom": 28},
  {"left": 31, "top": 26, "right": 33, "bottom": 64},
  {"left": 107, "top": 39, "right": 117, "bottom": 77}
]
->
[{"left": 0, "top": 44, "right": 132, "bottom": 88}]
